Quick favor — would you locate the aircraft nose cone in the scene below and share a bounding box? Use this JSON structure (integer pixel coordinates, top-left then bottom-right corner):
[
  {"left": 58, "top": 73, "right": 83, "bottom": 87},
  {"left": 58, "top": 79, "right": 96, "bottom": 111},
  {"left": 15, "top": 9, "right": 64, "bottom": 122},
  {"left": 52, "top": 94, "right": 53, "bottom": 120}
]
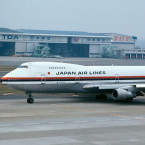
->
[
  {"left": 0, "top": 76, "right": 7, "bottom": 82},
  {"left": 0, "top": 77, "right": 4, "bottom": 82}
]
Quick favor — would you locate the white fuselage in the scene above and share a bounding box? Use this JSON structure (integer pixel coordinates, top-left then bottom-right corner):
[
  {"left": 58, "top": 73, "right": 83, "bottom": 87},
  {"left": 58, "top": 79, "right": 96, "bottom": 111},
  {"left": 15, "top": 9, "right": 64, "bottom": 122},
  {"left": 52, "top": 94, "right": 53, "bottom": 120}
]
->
[{"left": 1, "top": 62, "right": 145, "bottom": 94}]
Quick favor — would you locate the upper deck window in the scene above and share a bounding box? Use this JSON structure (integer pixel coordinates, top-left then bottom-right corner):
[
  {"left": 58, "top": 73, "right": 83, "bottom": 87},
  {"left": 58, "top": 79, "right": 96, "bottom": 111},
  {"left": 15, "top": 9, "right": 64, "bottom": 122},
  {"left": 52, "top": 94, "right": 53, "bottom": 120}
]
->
[
  {"left": 18, "top": 65, "right": 28, "bottom": 68},
  {"left": 49, "top": 67, "right": 65, "bottom": 69}
]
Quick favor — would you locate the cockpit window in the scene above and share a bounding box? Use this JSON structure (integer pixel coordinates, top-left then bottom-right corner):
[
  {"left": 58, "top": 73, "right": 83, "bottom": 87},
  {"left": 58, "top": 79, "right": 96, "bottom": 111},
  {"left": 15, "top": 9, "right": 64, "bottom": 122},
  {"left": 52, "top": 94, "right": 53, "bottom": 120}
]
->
[{"left": 18, "top": 65, "right": 28, "bottom": 68}]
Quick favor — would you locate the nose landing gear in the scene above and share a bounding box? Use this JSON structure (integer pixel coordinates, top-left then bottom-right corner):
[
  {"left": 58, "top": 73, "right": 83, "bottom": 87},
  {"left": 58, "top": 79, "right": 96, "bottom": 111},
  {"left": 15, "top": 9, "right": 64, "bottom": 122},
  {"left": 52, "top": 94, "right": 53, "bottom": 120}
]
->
[{"left": 27, "top": 92, "right": 34, "bottom": 104}]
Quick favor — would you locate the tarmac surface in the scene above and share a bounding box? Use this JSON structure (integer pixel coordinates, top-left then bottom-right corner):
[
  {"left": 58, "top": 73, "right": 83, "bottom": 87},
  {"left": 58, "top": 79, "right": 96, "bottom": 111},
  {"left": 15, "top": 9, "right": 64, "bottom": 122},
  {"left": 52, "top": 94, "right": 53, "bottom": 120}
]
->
[
  {"left": 0, "top": 94, "right": 145, "bottom": 145},
  {"left": 1, "top": 56, "right": 145, "bottom": 66},
  {"left": 1, "top": 57, "right": 145, "bottom": 144}
]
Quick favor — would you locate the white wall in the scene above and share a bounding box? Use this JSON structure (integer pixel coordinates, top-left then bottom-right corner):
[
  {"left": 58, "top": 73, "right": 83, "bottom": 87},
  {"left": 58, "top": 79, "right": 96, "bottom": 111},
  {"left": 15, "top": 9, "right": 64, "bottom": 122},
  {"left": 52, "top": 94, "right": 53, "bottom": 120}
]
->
[
  {"left": 89, "top": 44, "right": 100, "bottom": 57},
  {"left": 26, "top": 43, "right": 39, "bottom": 52},
  {"left": 15, "top": 42, "right": 39, "bottom": 54},
  {"left": 15, "top": 42, "right": 26, "bottom": 53},
  {"left": 112, "top": 43, "right": 135, "bottom": 50}
]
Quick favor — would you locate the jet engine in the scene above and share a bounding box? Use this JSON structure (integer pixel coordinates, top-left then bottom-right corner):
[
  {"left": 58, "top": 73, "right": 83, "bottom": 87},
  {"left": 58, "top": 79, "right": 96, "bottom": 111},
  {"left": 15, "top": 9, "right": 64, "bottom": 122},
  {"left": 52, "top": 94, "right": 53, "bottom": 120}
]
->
[{"left": 112, "top": 88, "right": 136, "bottom": 101}]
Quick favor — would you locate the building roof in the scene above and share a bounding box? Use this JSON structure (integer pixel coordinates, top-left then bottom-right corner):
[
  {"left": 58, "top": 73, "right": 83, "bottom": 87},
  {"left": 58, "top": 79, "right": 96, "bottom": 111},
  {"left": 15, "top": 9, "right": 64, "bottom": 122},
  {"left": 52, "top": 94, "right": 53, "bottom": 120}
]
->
[
  {"left": 0, "top": 28, "right": 134, "bottom": 38},
  {"left": 0, "top": 28, "right": 21, "bottom": 33},
  {"left": 18, "top": 29, "right": 109, "bottom": 37}
]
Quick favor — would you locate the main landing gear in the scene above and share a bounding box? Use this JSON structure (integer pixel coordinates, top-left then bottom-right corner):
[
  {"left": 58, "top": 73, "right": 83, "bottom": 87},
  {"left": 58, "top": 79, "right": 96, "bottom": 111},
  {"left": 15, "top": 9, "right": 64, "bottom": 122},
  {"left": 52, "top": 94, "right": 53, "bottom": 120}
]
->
[
  {"left": 123, "top": 98, "right": 133, "bottom": 103},
  {"left": 96, "top": 94, "right": 107, "bottom": 100},
  {"left": 27, "top": 92, "right": 34, "bottom": 104}
]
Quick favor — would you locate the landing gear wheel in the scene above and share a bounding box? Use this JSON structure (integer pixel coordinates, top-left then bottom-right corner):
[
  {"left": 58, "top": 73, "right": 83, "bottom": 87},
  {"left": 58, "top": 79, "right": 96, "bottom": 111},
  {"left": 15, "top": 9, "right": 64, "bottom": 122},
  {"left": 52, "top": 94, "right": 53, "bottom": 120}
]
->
[
  {"left": 27, "top": 92, "right": 34, "bottom": 104},
  {"left": 27, "top": 98, "right": 34, "bottom": 104}
]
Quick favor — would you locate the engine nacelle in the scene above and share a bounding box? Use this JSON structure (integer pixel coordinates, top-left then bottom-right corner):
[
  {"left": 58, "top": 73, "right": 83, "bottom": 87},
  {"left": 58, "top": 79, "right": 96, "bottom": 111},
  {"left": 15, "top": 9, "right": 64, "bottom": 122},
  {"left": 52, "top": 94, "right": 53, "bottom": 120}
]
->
[{"left": 112, "top": 88, "right": 136, "bottom": 101}]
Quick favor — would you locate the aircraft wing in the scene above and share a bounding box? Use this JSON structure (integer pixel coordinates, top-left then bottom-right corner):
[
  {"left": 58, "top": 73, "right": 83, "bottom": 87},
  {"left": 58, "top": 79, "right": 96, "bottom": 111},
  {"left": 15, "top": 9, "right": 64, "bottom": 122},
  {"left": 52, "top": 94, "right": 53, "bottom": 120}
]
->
[{"left": 83, "top": 83, "right": 145, "bottom": 90}]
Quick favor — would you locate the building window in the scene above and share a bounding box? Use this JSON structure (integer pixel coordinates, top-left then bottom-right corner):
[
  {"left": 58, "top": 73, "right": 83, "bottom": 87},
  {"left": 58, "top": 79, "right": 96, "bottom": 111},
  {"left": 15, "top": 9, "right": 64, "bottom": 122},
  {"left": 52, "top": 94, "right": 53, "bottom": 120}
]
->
[
  {"left": 47, "top": 37, "right": 50, "bottom": 40},
  {"left": 88, "top": 38, "right": 91, "bottom": 41},
  {"left": 36, "top": 36, "right": 39, "bottom": 40},
  {"left": 30, "top": 36, "right": 34, "bottom": 40},
  {"left": 41, "top": 36, "right": 45, "bottom": 40},
  {"left": 97, "top": 38, "right": 100, "bottom": 41},
  {"left": 102, "top": 38, "right": 105, "bottom": 42}
]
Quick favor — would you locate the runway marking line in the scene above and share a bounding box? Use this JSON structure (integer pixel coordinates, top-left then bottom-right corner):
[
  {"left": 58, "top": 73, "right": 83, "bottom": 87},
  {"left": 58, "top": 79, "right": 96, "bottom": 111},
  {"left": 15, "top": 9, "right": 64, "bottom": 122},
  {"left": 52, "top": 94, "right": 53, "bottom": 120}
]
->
[
  {"left": 23, "top": 123, "right": 40, "bottom": 126},
  {"left": 96, "top": 119, "right": 110, "bottom": 122},
  {"left": 74, "top": 120, "right": 88, "bottom": 123},
  {"left": 72, "top": 95, "right": 79, "bottom": 96},
  {"left": 3, "top": 93, "right": 14, "bottom": 96},
  {"left": 49, "top": 122, "right": 64, "bottom": 124},
  {"left": 0, "top": 124, "right": 14, "bottom": 127},
  {"left": 118, "top": 118, "right": 130, "bottom": 121}
]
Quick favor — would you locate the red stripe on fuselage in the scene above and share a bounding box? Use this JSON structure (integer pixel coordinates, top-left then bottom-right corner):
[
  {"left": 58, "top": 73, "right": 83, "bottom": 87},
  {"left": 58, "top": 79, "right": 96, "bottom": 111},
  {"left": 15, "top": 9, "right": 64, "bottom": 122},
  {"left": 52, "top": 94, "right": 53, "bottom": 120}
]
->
[{"left": 2, "top": 76, "right": 145, "bottom": 81}]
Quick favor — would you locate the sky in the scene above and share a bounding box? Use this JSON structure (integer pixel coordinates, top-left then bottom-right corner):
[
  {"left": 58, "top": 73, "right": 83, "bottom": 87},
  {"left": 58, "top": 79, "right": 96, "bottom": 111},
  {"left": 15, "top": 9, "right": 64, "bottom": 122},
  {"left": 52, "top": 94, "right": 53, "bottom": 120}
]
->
[{"left": 0, "top": 0, "right": 145, "bottom": 39}]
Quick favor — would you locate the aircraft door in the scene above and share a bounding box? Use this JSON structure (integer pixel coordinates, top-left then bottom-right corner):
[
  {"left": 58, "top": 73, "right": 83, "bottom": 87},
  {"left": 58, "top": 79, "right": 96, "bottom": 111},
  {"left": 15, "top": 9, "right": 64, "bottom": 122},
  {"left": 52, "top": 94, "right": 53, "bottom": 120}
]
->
[
  {"left": 115, "top": 74, "right": 119, "bottom": 83},
  {"left": 28, "top": 63, "right": 31, "bottom": 77},
  {"left": 41, "top": 74, "right": 46, "bottom": 84},
  {"left": 75, "top": 75, "right": 80, "bottom": 84}
]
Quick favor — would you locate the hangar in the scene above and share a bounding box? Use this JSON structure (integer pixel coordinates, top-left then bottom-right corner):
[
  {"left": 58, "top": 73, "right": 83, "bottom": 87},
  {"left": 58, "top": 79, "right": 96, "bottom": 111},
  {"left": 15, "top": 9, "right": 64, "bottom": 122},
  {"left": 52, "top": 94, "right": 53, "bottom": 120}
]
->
[{"left": 0, "top": 28, "right": 137, "bottom": 58}]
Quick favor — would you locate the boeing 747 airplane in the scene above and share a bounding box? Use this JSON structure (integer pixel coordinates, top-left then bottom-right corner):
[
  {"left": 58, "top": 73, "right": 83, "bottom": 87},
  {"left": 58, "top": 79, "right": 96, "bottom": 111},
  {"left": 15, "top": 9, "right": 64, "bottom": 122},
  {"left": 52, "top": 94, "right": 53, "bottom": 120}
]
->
[{"left": 1, "top": 62, "right": 145, "bottom": 103}]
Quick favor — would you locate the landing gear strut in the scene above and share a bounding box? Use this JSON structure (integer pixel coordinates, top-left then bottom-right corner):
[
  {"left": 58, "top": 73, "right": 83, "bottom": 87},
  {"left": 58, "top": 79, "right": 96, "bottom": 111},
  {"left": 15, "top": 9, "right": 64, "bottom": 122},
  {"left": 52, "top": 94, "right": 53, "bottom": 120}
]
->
[{"left": 27, "top": 92, "right": 34, "bottom": 104}]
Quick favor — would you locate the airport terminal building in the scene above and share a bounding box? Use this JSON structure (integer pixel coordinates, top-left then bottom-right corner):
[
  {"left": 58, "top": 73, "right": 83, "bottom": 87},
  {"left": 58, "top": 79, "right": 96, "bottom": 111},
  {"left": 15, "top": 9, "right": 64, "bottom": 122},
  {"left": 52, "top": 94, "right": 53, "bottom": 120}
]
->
[{"left": 0, "top": 28, "right": 137, "bottom": 58}]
